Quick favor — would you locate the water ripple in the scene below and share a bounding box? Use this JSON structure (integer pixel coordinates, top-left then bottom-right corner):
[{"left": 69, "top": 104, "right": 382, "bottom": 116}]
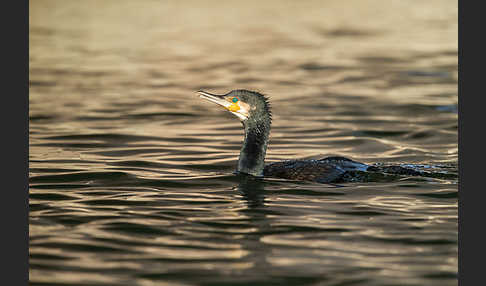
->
[{"left": 30, "top": 0, "right": 457, "bottom": 285}]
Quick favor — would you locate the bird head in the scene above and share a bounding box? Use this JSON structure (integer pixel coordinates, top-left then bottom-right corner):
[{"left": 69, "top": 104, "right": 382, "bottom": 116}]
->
[{"left": 198, "top": 89, "right": 271, "bottom": 123}]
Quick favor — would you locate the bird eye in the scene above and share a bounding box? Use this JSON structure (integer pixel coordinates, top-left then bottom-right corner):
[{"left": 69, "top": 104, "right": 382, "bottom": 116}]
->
[{"left": 232, "top": 97, "right": 238, "bottom": 103}]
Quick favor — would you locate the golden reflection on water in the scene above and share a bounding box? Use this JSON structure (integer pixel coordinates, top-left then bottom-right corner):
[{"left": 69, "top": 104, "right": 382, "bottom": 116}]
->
[{"left": 30, "top": 0, "right": 457, "bottom": 285}]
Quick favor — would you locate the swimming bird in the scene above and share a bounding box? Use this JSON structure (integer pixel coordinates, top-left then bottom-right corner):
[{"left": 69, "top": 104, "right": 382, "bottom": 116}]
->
[{"left": 198, "top": 89, "right": 421, "bottom": 183}]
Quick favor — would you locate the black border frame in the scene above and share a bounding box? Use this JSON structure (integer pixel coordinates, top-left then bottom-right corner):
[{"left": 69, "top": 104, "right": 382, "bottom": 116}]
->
[{"left": 3, "top": 0, "right": 29, "bottom": 285}]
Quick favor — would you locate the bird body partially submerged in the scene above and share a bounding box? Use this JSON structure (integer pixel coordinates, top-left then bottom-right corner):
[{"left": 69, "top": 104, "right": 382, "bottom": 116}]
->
[
  {"left": 198, "top": 89, "right": 424, "bottom": 183},
  {"left": 263, "top": 159, "right": 346, "bottom": 183}
]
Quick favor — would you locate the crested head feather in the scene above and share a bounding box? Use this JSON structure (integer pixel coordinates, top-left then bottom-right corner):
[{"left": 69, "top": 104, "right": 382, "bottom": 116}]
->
[{"left": 231, "top": 89, "right": 272, "bottom": 124}]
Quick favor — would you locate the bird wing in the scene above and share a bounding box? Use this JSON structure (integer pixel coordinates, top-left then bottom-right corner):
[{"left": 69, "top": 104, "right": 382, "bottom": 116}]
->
[{"left": 263, "top": 160, "right": 345, "bottom": 183}]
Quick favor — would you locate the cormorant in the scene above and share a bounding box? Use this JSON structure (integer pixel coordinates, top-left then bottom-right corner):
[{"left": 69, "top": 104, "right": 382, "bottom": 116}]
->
[{"left": 198, "top": 89, "right": 422, "bottom": 183}]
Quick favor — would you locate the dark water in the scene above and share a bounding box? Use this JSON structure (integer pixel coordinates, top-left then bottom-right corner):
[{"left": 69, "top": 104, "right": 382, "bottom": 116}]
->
[{"left": 29, "top": 1, "right": 458, "bottom": 285}]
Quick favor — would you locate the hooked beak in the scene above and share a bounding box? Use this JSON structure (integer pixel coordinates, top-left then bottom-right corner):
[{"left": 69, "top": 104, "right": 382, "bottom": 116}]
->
[
  {"left": 197, "top": 90, "right": 231, "bottom": 109},
  {"left": 197, "top": 90, "right": 248, "bottom": 121}
]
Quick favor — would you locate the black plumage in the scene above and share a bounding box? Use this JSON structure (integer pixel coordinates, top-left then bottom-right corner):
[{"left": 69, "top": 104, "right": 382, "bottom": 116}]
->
[{"left": 198, "top": 89, "right": 422, "bottom": 183}]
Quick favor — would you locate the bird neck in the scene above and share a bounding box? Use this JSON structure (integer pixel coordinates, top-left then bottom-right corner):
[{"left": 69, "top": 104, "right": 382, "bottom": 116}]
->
[{"left": 237, "top": 115, "right": 271, "bottom": 177}]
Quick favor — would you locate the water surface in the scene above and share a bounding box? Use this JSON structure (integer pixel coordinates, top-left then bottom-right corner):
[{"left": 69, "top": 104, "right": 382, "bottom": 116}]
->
[{"left": 30, "top": 1, "right": 457, "bottom": 285}]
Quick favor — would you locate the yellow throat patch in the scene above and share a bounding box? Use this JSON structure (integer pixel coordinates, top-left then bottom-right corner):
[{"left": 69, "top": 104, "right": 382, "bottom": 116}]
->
[{"left": 227, "top": 103, "right": 240, "bottom": 112}]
